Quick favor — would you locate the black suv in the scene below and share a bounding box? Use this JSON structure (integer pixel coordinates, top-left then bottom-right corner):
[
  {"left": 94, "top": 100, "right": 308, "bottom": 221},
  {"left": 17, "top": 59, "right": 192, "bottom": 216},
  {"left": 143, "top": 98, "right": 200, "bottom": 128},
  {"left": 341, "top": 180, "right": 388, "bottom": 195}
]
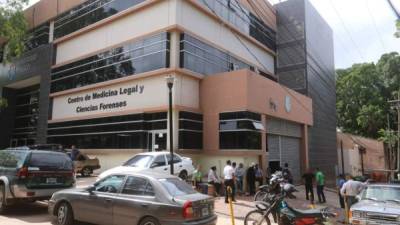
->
[{"left": 0, "top": 149, "right": 75, "bottom": 213}]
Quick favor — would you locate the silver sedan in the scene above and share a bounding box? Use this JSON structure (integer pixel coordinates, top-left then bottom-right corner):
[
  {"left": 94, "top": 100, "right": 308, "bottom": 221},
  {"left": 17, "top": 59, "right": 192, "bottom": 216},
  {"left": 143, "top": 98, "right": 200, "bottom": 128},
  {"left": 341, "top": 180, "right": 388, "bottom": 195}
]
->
[{"left": 48, "top": 171, "right": 217, "bottom": 225}]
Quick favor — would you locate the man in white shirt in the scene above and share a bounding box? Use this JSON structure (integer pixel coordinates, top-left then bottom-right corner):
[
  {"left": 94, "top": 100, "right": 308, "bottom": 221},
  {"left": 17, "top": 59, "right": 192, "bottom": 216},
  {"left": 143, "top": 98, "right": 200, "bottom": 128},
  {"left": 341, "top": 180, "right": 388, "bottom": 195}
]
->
[
  {"left": 223, "top": 160, "right": 235, "bottom": 203},
  {"left": 340, "top": 175, "right": 367, "bottom": 212}
]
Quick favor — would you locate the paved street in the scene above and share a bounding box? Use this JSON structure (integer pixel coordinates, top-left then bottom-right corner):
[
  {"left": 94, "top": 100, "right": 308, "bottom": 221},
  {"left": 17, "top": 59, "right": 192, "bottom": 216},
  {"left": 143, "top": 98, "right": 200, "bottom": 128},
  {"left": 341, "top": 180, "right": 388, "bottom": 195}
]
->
[{"left": 0, "top": 176, "right": 344, "bottom": 225}]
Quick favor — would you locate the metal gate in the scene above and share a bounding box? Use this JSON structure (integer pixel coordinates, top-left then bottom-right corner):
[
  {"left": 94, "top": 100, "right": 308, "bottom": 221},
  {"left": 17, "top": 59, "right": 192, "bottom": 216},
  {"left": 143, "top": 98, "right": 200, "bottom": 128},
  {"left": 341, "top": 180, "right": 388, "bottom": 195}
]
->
[{"left": 267, "top": 119, "right": 302, "bottom": 183}]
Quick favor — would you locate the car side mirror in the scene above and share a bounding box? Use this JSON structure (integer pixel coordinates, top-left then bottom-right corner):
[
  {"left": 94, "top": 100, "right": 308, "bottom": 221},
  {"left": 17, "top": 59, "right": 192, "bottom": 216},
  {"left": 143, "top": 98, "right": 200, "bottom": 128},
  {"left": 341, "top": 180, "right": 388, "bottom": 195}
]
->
[{"left": 87, "top": 185, "right": 95, "bottom": 194}]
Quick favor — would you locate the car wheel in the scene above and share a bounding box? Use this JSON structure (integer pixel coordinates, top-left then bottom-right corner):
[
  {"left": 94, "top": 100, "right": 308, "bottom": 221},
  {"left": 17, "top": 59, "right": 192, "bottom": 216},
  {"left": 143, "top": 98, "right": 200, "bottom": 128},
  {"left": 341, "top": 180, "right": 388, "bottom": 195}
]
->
[
  {"left": 139, "top": 217, "right": 160, "bottom": 225},
  {"left": 0, "top": 184, "right": 7, "bottom": 214},
  {"left": 178, "top": 170, "right": 188, "bottom": 181},
  {"left": 81, "top": 167, "right": 92, "bottom": 177},
  {"left": 57, "top": 202, "right": 74, "bottom": 225}
]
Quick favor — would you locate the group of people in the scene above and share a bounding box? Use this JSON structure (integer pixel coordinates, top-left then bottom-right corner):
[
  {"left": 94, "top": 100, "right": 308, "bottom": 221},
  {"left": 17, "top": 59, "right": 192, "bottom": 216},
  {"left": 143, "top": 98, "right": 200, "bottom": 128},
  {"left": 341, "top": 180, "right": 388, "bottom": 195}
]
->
[
  {"left": 192, "top": 161, "right": 265, "bottom": 204},
  {"left": 302, "top": 168, "right": 327, "bottom": 203}
]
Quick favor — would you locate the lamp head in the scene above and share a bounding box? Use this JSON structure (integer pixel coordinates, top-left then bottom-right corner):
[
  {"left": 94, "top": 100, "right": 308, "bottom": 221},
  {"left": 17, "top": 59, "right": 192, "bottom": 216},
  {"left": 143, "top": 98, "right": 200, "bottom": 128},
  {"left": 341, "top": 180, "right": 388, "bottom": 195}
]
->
[{"left": 166, "top": 75, "right": 175, "bottom": 89}]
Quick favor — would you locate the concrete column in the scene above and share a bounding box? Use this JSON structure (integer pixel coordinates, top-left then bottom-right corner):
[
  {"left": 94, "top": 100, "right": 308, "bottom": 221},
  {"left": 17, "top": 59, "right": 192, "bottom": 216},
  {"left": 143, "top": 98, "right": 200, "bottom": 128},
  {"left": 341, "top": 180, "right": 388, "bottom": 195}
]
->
[
  {"left": 300, "top": 124, "right": 309, "bottom": 173},
  {"left": 260, "top": 114, "right": 268, "bottom": 172},
  {"left": 49, "top": 21, "right": 55, "bottom": 43},
  {"left": 169, "top": 31, "right": 181, "bottom": 69}
]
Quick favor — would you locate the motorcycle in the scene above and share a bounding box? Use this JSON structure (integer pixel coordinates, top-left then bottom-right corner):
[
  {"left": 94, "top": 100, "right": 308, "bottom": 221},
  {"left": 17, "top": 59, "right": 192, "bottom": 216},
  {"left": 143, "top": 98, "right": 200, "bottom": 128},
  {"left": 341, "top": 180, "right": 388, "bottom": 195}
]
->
[
  {"left": 254, "top": 171, "right": 287, "bottom": 202},
  {"left": 246, "top": 174, "right": 337, "bottom": 225}
]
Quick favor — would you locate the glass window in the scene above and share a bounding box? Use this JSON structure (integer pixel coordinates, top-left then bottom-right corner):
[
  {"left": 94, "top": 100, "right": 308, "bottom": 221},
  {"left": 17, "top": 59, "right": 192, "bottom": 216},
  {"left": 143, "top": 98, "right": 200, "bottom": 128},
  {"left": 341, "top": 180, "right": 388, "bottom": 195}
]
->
[
  {"left": 179, "top": 131, "right": 203, "bottom": 149},
  {"left": 123, "top": 155, "right": 154, "bottom": 168},
  {"left": 220, "top": 131, "right": 261, "bottom": 149},
  {"left": 362, "top": 186, "right": 400, "bottom": 201},
  {"left": 29, "top": 152, "right": 73, "bottom": 171},
  {"left": 151, "top": 155, "right": 166, "bottom": 167},
  {"left": 166, "top": 154, "right": 182, "bottom": 164},
  {"left": 95, "top": 175, "right": 125, "bottom": 193},
  {"left": 159, "top": 178, "right": 196, "bottom": 196},
  {"left": 122, "top": 176, "right": 154, "bottom": 196},
  {"left": 0, "top": 151, "right": 29, "bottom": 168}
]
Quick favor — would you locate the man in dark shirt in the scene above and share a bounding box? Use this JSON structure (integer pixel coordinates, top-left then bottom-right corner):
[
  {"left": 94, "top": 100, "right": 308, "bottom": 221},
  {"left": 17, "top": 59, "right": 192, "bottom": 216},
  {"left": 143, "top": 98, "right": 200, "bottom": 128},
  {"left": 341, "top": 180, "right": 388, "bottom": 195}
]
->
[{"left": 302, "top": 168, "right": 315, "bottom": 203}]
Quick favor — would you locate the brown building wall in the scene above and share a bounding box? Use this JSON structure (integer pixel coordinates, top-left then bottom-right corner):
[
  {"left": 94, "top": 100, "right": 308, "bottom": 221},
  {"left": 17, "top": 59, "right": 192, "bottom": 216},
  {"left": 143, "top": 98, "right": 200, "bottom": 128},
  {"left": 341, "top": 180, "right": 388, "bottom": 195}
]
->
[
  {"left": 337, "top": 132, "right": 386, "bottom": 173},
  {"left": 200, "top": 69, "right": 312, "bottom": 156}
]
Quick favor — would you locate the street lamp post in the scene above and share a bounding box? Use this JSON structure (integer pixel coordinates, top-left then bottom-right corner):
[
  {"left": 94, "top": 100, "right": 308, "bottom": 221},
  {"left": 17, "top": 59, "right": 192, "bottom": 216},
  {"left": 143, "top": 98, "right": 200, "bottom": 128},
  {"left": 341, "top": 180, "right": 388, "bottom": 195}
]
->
[{"left": 166, "top": 75, "right": 175, "bottom": 175}]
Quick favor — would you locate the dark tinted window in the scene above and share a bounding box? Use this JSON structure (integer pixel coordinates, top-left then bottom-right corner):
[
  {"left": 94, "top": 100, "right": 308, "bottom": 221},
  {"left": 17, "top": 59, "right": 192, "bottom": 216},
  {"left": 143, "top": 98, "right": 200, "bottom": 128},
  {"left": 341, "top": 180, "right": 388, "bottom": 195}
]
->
[
  {"left": 159, "top": 178, "right": 196, "bottom": 196},
  {"left": 178, "top": 111, "right": 203, "bottom": 149},
  {"left": 220, "top": 131, "right": 261, "bottom": 149},
  {"left": 29, "top": 152, "right": 73, "bottom": 171},
  {"left": 122, "top": 176, "right": 154, "bottom": 196},
  {"left": 166, "top": 154, "right": 182, "bottom": 164},
  {"left": 95, "top": 175, "right": 125, "bottom": 193},
  {"left": 151, "top": 155, "right": 166, "bottom": 167},
  {"left": 0, "top": 151, "right": 28, "bottom": 168},
  {"left": 54, "top": 0, "right": 146, "bottom": 39},
  {"left": 123, "top": 155, "right": 154, "bottom": 168}
]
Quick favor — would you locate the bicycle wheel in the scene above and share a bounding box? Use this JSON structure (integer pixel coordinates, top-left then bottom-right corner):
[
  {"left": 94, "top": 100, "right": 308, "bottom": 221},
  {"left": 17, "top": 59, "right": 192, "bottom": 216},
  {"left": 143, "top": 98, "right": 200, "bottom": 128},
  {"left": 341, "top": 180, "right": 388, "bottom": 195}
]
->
[
  {"left": 244, "top": 210, "right": 271, "bottom": 225},
  {"left": 254, "top": 191, "right": 269, "bottom": 201}
]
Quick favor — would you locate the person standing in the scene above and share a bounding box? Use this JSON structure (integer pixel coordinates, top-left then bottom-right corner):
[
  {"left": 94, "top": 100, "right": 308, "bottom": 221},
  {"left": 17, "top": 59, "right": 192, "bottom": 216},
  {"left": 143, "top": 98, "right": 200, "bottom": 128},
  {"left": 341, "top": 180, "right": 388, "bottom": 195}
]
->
[
  {"left": 208, "top": 166, "right": 221, "bottom": 196},
  {"left": 315, "top": 168, "right": 326, "bottom": 203},
  {"left": 223, "top": 160, "right": 235, "bottom": 203},
  {"left": 255, "top": 164, "right": 263, "bottom": 186},
  {"left": 337, "top": 174, "right": 346, "bottom": 208},
  {"left": 246, "top": 163, "right": 256, "bottom": 195},
  {"left": 192, "top": 165, "right": 203, "bottom": 189},
  {"left": 340, "top": 175, "right": 365, "bottom": 209},
  {"left": 302, "top": 169, "right": 315, "bottom": 203},
  {"left": 232, "top": 162, "right": 237, "bottom": 196},
  {"left": 235, "top": 163, "right": 245, "bottom": 195},
  {"left": 70, "top": 145, "right": 81, "bottom": 161},
  {"left": 283, "top": 163, "right": 293, "bottom": 184}
]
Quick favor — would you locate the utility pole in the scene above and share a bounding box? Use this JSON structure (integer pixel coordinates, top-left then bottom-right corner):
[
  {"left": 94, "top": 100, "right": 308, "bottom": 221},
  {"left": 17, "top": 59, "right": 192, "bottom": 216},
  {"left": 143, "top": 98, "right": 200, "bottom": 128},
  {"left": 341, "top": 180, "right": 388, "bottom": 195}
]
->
[{"left": 389, "top": 91, "right": 400, "bottom": 179}]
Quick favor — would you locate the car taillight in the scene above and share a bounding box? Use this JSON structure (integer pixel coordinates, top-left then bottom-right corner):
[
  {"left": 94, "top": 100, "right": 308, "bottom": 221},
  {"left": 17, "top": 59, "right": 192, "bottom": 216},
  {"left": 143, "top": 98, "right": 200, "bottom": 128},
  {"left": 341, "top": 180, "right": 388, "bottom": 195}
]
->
[
  {"left": 183, "top": 201, "right": 194, "bottom": 219},
  {"left": 17, "top": 167, "right": 29, "bottom": 178}
]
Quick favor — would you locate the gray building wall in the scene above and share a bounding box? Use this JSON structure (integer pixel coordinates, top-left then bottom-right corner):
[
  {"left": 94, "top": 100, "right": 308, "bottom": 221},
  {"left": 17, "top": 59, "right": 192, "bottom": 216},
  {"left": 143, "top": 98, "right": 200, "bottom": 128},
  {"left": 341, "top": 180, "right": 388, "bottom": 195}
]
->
[
  {"left": 275, "top": 0, "right": 337, "bottom": 183},
  {"left": 0, "top": 44, "right": 53, "bottom": 148}
]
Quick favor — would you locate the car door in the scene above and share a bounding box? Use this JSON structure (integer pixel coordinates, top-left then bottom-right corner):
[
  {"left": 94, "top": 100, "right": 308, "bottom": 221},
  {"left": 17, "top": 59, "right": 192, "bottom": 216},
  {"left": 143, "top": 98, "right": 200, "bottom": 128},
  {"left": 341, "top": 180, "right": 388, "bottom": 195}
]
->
[
  {"left": 166, "top": 154, "right": 183, "bottom": 176},
  {"left": 113, "top": 176, "right": 158, "bottom": 225},
  {"left": 74, "top": 175, "right": 126, "bottom": 225},
  {"left": 149, "top": 155, "right": 169, "bottom": 174}
]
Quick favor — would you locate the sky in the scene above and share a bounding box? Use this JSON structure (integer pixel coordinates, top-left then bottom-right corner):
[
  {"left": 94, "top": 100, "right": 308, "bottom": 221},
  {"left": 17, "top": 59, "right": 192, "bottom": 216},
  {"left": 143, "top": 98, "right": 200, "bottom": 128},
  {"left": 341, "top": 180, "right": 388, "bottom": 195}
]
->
[{"left": 26, "top": 0, "right": 400, "bottom": 69}]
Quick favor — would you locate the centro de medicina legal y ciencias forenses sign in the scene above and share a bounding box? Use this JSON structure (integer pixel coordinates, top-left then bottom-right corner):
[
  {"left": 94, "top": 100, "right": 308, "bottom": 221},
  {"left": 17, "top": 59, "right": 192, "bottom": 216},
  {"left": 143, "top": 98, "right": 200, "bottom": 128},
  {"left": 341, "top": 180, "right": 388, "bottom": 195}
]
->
[{"left": 67, "top": 85, "right": 145, "bottom": 113}]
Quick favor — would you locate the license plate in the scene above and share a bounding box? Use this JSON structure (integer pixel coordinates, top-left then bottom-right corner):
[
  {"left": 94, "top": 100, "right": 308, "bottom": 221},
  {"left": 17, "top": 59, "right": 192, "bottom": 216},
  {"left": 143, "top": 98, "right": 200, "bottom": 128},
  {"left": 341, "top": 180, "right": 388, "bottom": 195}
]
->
[
  {"left": 46, "top": 178, "right": 57, "bottom": 184},
  {"left": 202, "top": 208, "right": 209, "bottom": 217}
]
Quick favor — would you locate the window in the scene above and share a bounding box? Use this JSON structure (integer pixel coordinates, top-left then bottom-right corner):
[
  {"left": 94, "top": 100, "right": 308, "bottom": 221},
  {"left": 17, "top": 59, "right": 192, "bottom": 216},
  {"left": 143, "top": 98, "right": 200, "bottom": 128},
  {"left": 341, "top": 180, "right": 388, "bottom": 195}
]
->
[
  {"left": 151, "top": 155, "right": 166, "bottom": 167},
  {"left": 159, "top": 178, "right": 196, "bottom": 196},
  {"left": 123, "top": 155, "right": 154, "bottom": 168},
  {"left": 47, "top": 112, "right": 167, "bottom": 149},
  {"left": 54, "top": 0, "right": 146, "bottom": 39},
  {"left": 122, "top": 176, "right": 154, "bottom": 196},
  {"left": 180, "top": 34, "right": 253, "bottom": 75},
  {"left": 219, "top": 111, "right": 262, "bottom": 150},
  {"left": 95, "top": 175, "right": 125, "bottom": 193},
  {"left": 24, "top": 22, "right": 50, "bottom": 51},
  {"left": 0, "top": 151, "right": 28, "bottom": 168},
  {"left": 29, "top": 152, "right": 73, "bottom": 171},
  {"left": 166, "top": 154, "right": 182, "bottom": 164},
  {"left": 178, "top": 111, "right": 203, "bottom": 149},
  {"left": 197, "top": 0, "right": 276, "bottom": 51},
  {"left": 51, "top": 32, "right": 170, "bottom": 93}
]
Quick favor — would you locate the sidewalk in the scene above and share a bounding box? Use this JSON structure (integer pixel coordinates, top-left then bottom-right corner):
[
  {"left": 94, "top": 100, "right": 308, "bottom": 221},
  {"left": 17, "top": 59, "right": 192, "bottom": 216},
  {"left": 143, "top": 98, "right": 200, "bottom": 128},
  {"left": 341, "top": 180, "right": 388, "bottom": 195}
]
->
[{"left": 215, "top": 185, "right": 345, "bottom": 225}]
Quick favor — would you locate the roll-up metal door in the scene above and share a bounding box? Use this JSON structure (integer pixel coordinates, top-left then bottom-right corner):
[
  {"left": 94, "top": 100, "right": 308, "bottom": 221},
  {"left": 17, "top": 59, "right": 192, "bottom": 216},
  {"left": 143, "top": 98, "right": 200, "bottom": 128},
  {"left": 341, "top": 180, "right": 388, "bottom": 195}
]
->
[
  {"left": 280, "top": 136, "right": 301, "bottom": 183},
  {"left": 267, "top": 118, "right": 302, "bottom": 183}
]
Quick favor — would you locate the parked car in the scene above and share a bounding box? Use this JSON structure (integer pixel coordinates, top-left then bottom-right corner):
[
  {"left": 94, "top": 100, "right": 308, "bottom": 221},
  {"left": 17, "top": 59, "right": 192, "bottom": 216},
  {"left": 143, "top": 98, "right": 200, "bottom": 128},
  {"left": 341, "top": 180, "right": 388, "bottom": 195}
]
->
[
  {"left": 350, "top": 184, "right": 400, "bottom": 225},
  {"left": 0, "top": 149, "right": 75, "bottom": 213},
  {"left": 49, "top": 171, "right": 217, "bottom": 225},
  {"left": 98, "top": 152, "right": 195, "bottom": 181},
  {"left": 66, "top": 152, "right": 100, "bottom": 177},
  {"left": 7, "top": 144, "right": 64, "bottom": 152}
]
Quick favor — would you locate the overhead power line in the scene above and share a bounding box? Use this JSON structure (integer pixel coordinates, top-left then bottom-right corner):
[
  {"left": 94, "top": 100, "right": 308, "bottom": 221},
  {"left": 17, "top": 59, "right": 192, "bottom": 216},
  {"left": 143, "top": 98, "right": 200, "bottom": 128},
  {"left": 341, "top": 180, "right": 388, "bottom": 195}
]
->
[
  {"left": 329, "top": 0, "right": 367, "bottom": 62},
  {"left": 365, "top": 0, "right": 387, "bottom": 53}
]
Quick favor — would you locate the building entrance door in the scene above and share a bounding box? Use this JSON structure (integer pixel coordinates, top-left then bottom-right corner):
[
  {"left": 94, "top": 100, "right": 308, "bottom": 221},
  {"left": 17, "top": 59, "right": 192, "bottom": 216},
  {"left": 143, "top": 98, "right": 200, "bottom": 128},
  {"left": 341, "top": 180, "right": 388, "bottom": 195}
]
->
[{"left": 148, "top": 130, "right": 167, "bottom": 152}]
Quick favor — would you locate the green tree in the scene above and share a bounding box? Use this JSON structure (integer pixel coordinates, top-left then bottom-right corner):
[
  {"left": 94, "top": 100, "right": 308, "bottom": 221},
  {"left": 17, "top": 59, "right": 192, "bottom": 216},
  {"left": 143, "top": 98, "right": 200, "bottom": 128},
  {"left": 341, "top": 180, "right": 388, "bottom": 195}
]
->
[
  {"left": 395, "top": 19, "right": 400, "bottom": 38},
  {"left": 0, "top": 0, "right": 29, "bottom": 61},
  {"left": 336, "top": 63, "right": 388, "bottom": 138}
]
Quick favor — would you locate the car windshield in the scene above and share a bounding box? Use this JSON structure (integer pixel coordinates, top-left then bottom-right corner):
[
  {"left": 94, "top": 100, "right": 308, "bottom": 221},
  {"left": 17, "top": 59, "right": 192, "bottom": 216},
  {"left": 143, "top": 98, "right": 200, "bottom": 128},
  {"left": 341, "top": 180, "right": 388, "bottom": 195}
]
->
[
  {"left": 0, "top": 151, "right": 29, "bottom": 168},
  {"left": 123, "top": 155, "right": 154, "bottom": 168},
  {"left": 362, "top": 186, "right": 400, "bottom": 202},
  {"left": 159, "top": 178, "right": 196, "bottom": 197}
]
